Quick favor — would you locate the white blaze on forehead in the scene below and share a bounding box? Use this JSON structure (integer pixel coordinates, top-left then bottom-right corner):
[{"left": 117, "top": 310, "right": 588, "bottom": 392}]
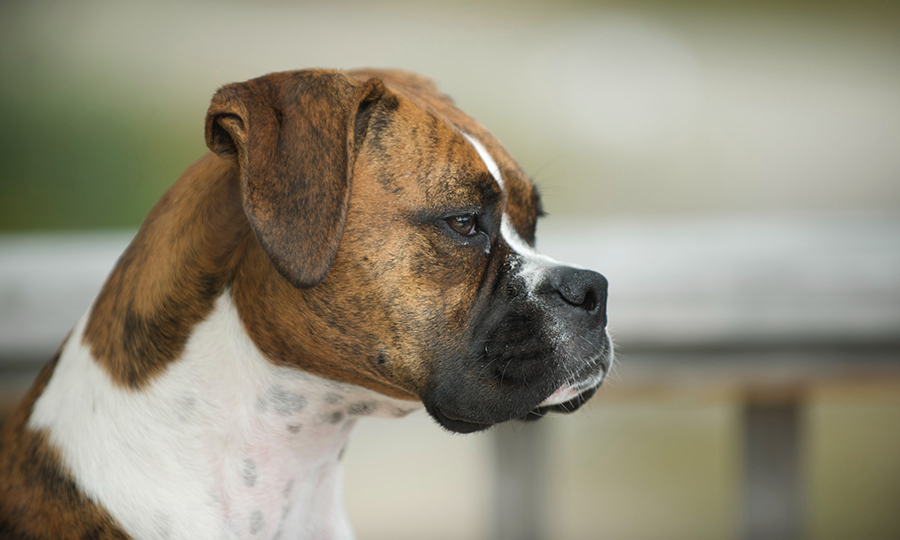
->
[
  {"left": 463, "top": 133, "right": 504, "bottom": 190},
  {"left": 462, "top": 132, "right": 571, "bottom": 294}
]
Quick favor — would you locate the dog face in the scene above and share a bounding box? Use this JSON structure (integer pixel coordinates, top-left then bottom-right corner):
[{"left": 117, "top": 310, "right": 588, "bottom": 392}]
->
[{"left": 207, "top": 69, "right": 612, "bottom": 433}]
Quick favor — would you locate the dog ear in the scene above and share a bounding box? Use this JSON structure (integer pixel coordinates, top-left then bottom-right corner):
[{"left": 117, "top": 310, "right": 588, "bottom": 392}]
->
[{"left": 205, "top": 71, "right": 387, "bottom": 288}]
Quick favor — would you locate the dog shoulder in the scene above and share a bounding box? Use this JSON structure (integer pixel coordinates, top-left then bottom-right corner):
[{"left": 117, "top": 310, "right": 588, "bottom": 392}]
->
[{"left": 0, "top": 349, "right": 131, "bottom": 539}]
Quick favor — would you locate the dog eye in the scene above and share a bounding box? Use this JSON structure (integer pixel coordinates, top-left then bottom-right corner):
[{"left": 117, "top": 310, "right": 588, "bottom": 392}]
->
[{"left": 447, "top": 214, "right": 477, "bottom": 236}]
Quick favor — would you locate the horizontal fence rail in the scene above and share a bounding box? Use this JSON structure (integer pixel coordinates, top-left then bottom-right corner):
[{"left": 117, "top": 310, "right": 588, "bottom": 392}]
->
[{"left": 4, "top": 217, "right": 899, "bottom": 362}]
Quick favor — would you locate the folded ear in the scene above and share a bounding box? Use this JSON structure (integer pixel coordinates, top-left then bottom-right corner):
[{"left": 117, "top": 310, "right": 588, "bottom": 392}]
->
[{"left": 205, "top": 71, "right": 387, "bottom": 288}]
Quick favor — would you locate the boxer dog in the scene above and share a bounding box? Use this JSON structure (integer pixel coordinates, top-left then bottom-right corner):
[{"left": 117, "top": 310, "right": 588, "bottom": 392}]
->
[{"left": 0, "top": 69, "right": 611, "bottom": 539}]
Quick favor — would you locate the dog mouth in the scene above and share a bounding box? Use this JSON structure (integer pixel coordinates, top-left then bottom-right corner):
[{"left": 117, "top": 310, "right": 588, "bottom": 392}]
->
[
  {"left": 519, "top": 384, "right": 600, "bottom": 422},
  {"left": 538, "top": 371, "right": 604, "bottom": 408},
  {"left": 426, "top": 367, "right": 607, "bottom": 433},
  {"left": 425, "top": 385, "right": 598, "bottom": 433},
  {"left": 520, "top": 349, "right": 612, "bottom": 421},
  {"left": 425, "top": 341, "right": 614, "bottom": 433}
]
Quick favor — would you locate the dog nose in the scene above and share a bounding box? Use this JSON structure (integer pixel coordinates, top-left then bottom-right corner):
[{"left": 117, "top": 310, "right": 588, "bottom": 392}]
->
[{"left": 544, "top": 266, "right": 608, "bottom": 327}]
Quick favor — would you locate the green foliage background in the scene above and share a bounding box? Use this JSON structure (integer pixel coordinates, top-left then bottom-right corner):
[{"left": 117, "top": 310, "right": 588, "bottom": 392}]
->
[{"left": 0, "top": 68, "right": 203, "bottom": 231}]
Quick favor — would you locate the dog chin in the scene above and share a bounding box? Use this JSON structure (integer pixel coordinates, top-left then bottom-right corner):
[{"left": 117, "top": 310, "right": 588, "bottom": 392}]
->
[
  {"left": 424, "top": 403, "right": 497, "bottom": 434},
  {"left": 425, "top": 344, "right": 613, "bottom": 434},
  {"left": 425, "top": 377, "right": 605, "bottom": 434}
]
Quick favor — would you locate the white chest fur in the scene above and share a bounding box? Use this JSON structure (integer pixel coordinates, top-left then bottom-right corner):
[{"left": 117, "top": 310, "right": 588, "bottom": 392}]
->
[{"left": 28, "top": 292, "right": 420, "bottom": 540}]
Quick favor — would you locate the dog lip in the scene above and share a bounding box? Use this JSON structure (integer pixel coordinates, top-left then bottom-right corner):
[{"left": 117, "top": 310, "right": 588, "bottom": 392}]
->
[
  {"left": 538, "top": 370, "right": 605, "bottom": 407},
  {"left": 538, "top": 349, "right": 610, "bottom": 408},
  {"left": 539, "top": 384, "right": 585, "bottom": 407},
  {"left": 425, "top": 404, "right": 495, "bottom": 434},
  {"left": 521, "top": 384, "right": 600, "bottom": 422}
]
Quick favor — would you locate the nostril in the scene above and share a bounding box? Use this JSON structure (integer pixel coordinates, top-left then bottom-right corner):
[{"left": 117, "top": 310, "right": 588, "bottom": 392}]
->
[
  {"left": 582, "top": 289, "right": 597, "bottom": 313},
  {"left": 557, "top": 283, "right": 598, "bottom": 312},
  {"left": 548, "top": 267, "right": 608, "bottom": 317},
  {"left": 557, "top": 283, "right": 583, "bottom": 308}
]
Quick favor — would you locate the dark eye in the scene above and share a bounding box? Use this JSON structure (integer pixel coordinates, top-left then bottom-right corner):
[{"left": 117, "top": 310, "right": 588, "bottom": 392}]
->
[{"left": 447, "top": 214, "right": 477, "bottom": 236}]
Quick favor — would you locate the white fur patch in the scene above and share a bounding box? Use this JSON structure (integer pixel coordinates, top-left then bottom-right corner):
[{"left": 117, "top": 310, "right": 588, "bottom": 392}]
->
[
  {"left": 462, "top": 132, "right": 572, "bottom": 295},
  {"left": 500, "top": 216, "right": 575, "bottom": 295},
  {"left": 463, "top": 133, "right": 504, "bottom": 190},
  {"left": 29, "top": 291, "right": 419, "bottom": 540}
]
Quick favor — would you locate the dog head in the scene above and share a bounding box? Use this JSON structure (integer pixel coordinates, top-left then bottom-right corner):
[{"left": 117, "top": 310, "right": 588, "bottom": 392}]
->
[{"left": 206, "top": 69, "right": 612, "bottom": 433}]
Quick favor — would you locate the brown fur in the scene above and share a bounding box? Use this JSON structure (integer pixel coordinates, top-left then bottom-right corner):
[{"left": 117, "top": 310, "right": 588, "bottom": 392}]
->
[
  {"left": 0, "top": 67, "right": 550, "bottom": 536},
  {"left": 83, "top": 155, "right": 250, "bottom": 388},
  {"left": 231, "top": 83, "right": 501, "bottom": 399},
  {"left": 77, "top": 68, "right": 540, "bottom": 398},
  {"left": 207, "top": 71, "right": 388, "bottom": 290},
  {"left": 350, "top": 69, "right": 541, "bottom": 240}
]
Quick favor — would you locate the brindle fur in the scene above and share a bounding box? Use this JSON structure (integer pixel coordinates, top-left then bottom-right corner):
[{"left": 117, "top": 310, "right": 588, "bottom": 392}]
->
[
  {"left": 0, "top": 69, "right": 561, "bottom": 535},
  {"left": 81, "top": 68, "right": 540, "bottom": 399}
]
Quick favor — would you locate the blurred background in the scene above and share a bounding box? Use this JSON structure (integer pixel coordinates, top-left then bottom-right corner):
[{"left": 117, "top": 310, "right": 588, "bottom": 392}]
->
[{"left": 1, "top": 1, "right": 899, "bottom": 539}]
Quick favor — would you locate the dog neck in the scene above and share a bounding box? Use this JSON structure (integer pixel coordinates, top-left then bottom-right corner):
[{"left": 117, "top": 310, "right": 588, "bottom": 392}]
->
[
  {"left": 25, "top": 154, "right": 420, "bottom": 539},
  {"left": 29, "top": 291, "right": 418, "bottom": 540}
]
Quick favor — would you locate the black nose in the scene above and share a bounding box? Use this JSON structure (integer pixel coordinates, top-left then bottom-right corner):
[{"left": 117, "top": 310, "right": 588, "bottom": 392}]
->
[{"left": 543, "top": 266, "right": 608, "bottom": 327}]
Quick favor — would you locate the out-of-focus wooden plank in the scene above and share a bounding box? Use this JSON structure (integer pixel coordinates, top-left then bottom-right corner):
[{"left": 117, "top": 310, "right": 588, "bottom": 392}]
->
[
  {"left": 537, "top": 216, "right": 900, "bottom": 348},
  {"left": 0, "top": 231, "right": 132, "bottom": 360},
  {"left": 613, "top": 348, "right": 900, "bottom": 389}
]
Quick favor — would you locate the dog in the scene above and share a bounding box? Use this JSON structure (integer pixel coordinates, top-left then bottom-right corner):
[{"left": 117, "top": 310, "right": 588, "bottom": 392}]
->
[{"left": 0, "top": 68, "right": 612, "bottom": 539}]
